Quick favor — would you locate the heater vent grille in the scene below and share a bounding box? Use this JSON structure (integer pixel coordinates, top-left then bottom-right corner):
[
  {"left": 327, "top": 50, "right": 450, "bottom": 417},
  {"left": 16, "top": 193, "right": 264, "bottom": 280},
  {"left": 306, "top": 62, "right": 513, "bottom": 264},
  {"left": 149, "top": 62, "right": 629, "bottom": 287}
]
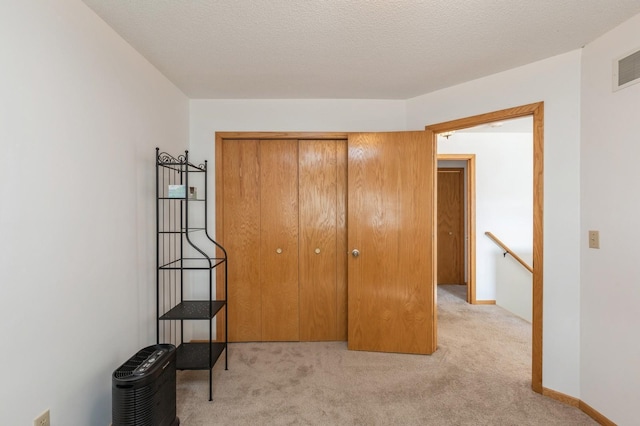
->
[{"left": 614, "top": 48, "right": 640, "bottom": 91}]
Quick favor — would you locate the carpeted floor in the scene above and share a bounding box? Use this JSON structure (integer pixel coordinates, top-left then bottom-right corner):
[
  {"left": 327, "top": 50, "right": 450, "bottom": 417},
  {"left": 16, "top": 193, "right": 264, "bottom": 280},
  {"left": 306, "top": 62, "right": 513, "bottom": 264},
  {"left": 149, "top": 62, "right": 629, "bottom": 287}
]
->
[{"left": 176, "top": 285, "right": 595, "bottom": 425}]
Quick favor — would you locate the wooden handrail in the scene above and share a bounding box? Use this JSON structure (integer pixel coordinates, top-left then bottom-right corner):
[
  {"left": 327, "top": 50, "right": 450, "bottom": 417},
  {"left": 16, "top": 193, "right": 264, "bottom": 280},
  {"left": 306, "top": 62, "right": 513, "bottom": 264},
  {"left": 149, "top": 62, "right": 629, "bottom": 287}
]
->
[{"left": 485, "top": 232, "right": 533, "bottom": 273}]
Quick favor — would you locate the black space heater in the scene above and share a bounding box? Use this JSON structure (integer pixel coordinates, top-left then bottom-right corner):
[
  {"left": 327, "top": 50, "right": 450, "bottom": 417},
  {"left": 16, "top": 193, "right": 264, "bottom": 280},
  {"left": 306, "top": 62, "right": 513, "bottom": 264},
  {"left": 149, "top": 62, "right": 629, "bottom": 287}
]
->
[{"left": 112, "top": 344, "right": 180, "bottom": 426}]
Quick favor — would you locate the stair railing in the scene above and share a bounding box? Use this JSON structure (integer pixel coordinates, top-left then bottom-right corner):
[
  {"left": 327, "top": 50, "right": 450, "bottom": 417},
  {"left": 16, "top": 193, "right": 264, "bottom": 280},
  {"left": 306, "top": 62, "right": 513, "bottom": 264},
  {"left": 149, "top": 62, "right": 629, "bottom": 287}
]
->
[{"left": 485, "top": 231, "right": 533, "bottom": 273}]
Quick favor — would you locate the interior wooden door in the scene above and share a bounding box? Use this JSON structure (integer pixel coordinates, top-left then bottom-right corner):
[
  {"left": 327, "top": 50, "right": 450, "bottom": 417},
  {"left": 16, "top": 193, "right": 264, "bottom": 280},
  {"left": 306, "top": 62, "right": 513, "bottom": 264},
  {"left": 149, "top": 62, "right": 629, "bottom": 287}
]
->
[
  {"left": 347, "top": 131, "right": 436, "bottom": 355},
  {"left": 299, "top": 140, "right": 339, "bottom": 341},
  {"left": 437, "top": 168, "right": 465, "bottom": 284},
  {"left": 222, "top": 139, "right": 261, "bottom": 342},
  {"left": 260, "top": 139, "right": 299, "bottom": 341},
  {"left": 335, "top": 140, "right": 348, "bottom": 340}
]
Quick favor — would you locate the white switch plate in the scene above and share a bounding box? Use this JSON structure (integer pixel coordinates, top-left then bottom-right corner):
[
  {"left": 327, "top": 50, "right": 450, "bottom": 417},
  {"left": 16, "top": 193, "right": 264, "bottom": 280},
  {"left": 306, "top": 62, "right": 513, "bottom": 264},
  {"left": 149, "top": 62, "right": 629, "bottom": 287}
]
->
[
  {"left": 588, "top": 230, "right": 600, "bottom": 249},
  {"left": 34, "top": 409, "right": 50, "bottom": 426}
]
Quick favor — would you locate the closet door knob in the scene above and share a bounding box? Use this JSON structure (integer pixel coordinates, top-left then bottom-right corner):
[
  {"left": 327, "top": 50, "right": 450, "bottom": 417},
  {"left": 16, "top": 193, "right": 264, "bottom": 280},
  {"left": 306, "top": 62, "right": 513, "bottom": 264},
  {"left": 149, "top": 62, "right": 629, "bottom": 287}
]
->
[
  {"left": 315, "top": 248, "right": 321, "bottom": 254},
  {"left": 276, "top": 248, "right": 283, "bottom": 254},
  {"left": 351, "top": 249, "right": 360, "bottom": 258}
]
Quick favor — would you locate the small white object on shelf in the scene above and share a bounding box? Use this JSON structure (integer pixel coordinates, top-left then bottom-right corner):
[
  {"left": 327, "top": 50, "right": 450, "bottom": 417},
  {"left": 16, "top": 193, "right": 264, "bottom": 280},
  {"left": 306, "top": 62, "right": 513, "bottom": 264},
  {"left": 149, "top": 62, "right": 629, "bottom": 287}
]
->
[
  {"left": 168, "top": 185, "right": 186, "bottom": 198},
  {"left": 188, "top": 186, "right": 198, "bottom": 199}
]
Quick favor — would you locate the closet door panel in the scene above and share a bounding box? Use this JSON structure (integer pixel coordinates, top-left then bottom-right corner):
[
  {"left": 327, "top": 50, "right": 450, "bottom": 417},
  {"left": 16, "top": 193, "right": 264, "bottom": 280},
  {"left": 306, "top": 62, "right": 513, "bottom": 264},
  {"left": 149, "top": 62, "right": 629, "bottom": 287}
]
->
[
  {"left": 347, "top": 131, "right": 435, "bottom": 355},
  {"left": 299, "top": 140, "right": 338, "bottom": 341},
  {"left": 336, "top": 140, "right": 348, "bottom": 340},
  {"left": 222, "top": 139, "right": 261, "bottom": 342},
  {"left": 260, "top": 139, "right": 300, "bottom": 341}
]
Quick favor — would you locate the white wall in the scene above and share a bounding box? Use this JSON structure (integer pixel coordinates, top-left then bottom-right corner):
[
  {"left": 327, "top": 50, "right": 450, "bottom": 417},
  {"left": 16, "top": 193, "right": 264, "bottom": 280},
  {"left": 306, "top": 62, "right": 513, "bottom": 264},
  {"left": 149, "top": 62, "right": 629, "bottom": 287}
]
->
[
  {"left": 407, "top": 51, "right": 583, "bottom": 397},
  {"left": 496, "top": 253, "right": 533, "bottom": 322},
  {"left": 189, "top": 98, "right": 406, "bottom": 164},
  {"left": 0, "top": 1, "right": 188, "bottom": 425},
  {"left": 438, "top": 131, "right": 533, "bottom": 301},
  {"left": 580, "top": 13, "right": 640, "bottom": 425}
]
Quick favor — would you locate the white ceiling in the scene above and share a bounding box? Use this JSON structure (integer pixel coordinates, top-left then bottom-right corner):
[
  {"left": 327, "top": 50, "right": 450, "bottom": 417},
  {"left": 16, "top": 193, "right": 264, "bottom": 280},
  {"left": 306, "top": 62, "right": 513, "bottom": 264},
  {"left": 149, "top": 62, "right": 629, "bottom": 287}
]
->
[{"left": 81, "top": 0, "right": 640, "bottom": 99}]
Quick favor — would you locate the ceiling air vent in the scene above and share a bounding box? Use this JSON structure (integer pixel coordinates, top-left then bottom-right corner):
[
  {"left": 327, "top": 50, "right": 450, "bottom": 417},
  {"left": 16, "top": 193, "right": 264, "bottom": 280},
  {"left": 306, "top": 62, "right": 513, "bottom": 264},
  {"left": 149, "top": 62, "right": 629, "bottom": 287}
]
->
[{"left": 613, "top": 48, "right": 640, "bottom": 91}]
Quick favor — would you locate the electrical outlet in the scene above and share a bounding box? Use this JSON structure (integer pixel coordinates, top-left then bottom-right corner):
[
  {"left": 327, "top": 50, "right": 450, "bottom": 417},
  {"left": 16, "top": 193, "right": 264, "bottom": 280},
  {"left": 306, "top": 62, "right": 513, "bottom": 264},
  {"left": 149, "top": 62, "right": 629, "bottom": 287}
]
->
[{"left": 34, "top": 409, "right": 50, "bottom": 426}]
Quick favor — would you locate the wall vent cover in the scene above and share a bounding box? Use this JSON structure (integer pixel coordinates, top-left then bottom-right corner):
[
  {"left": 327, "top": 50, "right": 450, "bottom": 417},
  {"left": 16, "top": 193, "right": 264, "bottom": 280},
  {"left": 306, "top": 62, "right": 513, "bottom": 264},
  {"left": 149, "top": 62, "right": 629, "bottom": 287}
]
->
[{"left": 613, "top": 48, "right": 640, "bottom": 91}]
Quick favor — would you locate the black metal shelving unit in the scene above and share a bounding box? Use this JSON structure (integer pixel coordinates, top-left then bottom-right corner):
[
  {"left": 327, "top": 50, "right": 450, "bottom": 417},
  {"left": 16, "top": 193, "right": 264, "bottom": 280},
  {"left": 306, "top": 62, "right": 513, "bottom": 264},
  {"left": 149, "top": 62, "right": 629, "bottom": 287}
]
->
[{"left": 156, "top": 148, "right": 228, "bottom": 401}]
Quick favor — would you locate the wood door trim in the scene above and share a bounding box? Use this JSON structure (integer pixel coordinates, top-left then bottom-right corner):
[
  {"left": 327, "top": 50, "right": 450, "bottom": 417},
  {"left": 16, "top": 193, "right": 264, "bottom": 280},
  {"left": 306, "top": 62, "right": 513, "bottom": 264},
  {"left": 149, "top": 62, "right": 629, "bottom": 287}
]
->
[
  {"left": 437, "top": 154, "right": 476, "bottom": 304},
  {"left": 426, "top": 101, "right": 544, "bottom": 394},
  {"left": 426, "top": 102, "right": 542, "bottom": 133},
  {"left": 217, "top": 132, "right": 349, "bottom": 140}
]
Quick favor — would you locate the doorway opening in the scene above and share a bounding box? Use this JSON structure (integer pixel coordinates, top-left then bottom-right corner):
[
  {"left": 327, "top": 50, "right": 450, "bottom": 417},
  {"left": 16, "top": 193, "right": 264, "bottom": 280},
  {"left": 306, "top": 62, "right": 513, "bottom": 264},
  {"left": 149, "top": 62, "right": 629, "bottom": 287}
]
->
[
  {"left": 436, "top": 158, "right": 476, "bottom": 304},
  {"left": 426, "top": 102, "right": 543, "bottom": 393}
]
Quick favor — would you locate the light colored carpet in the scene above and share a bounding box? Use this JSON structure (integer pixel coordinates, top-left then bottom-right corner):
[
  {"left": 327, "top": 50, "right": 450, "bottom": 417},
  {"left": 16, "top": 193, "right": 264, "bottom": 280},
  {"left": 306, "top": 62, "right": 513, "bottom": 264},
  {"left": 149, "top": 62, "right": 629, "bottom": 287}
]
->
[{"left": 176, "top": 285, "right": 595, "bottom": 425}]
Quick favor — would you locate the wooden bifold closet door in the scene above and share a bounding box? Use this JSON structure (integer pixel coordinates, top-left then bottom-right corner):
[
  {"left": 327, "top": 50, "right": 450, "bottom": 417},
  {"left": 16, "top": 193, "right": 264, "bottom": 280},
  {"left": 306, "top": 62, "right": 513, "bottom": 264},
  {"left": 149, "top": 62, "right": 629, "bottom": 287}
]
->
[
  {"left": 220, "top": 139, "right": 261, "bottom": 341},
  {"left": 219, "top": 135, "right": 347, "bottom": 342},
  {"left": 260, "top": 140, "right": 300, "bottom": 341},
  {"left": 299, "top": 140, "right": 347, "bottom": 341},
  {"left": 218, "top": 131, "right": 434, "bottom": 354}
]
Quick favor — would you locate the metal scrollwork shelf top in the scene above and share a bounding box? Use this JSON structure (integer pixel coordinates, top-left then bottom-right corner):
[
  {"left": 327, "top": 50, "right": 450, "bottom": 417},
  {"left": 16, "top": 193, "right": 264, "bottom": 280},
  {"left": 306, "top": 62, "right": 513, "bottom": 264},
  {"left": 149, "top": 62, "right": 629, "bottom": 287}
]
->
[
  {"left": 157, "top": 151, "right": 185, "bottom": 165},
  {"left": 156, "top": 148, "right": 206, "bottom": 171}
]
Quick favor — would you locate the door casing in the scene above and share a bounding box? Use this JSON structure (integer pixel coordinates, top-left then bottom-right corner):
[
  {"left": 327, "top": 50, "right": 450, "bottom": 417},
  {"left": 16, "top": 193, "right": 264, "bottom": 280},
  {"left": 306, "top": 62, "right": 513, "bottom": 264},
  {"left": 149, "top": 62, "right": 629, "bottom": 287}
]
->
[{"left": 426, "top": 101, "right": 544, "bottom": 394}]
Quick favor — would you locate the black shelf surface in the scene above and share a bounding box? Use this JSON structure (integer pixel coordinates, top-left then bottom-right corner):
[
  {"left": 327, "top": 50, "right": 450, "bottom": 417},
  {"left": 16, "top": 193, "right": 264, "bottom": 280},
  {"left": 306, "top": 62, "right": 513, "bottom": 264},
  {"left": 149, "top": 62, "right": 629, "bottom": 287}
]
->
[
  {"left": 157, "top": 162, "right": 205, "bottom": 172},
  {"left": 176, "top": 342, "right": 226, "bottom": 370},
  {"left": 158, "top": 228, "right": 206, "bottom": 234},
  {"left": 159, "top": 257, "right": 226, "bottom": 270},
  {"left": 159, "top": 300, "right": 226, "bottom": 320},
  {"left": 158, "top": 197, "right": 206, "bottom": 201}
]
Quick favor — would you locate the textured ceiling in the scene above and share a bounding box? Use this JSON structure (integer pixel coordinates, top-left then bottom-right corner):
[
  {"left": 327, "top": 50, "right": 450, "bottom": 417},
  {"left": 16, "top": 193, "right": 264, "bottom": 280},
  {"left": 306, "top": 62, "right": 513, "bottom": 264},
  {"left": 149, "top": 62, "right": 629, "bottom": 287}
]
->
[{"left": 81, "top": 0, "right": 640, "bottom": 99}]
